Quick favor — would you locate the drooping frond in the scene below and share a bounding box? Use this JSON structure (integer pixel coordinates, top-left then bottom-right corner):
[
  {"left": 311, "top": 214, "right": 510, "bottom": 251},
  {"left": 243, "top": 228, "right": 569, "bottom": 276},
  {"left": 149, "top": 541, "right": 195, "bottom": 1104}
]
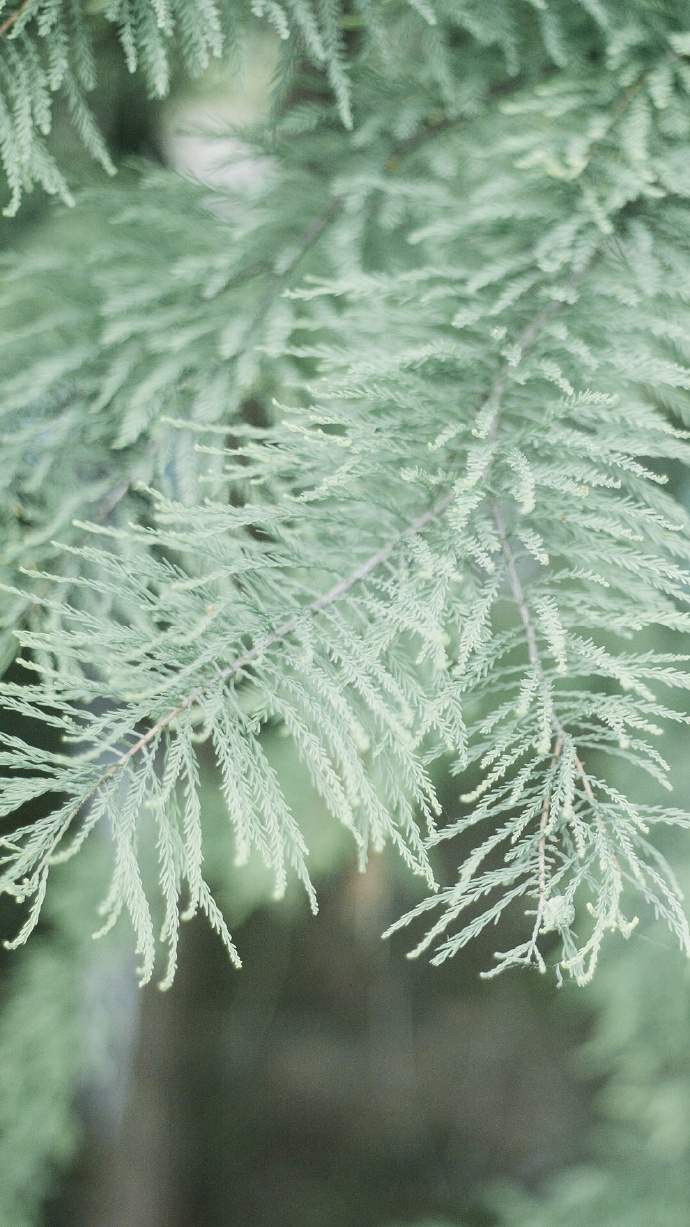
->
[{"left": 2, "top": 1, "right": 690, "bottom": 988}]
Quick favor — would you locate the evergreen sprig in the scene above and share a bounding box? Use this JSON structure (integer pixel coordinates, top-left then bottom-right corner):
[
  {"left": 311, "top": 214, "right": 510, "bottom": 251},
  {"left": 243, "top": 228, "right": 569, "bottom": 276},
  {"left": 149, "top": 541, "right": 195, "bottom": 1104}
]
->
[
  {"left": 4, "top": 0, "right": 690, "bottom": 214},
  {"left": 4, "top": 4, "right": 687, "bottom": 986},
  {"left": 0, "top": 0, "right": 441, "bottom": 213},
  {"left": 5, "top": 4, "right": 690, "bottom": 1223},
  {"left": 2, "top": 0, "right": 690, "bottom": 993}
]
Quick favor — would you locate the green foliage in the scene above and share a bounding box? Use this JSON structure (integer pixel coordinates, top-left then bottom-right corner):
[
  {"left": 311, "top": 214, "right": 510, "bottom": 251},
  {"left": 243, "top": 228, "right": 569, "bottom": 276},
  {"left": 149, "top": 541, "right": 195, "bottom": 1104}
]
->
[
  {"left": 3, "top": 0, "right": 690, "bottom": 1222},
  {"left": 0, "top": 0, "right": 448, "bottom": 213},
  {"left": 4, "top": 0, "right": 690, "bottom": 993},
  {"left": 4, "top": 0, "right": 690, "bottom": 215}
]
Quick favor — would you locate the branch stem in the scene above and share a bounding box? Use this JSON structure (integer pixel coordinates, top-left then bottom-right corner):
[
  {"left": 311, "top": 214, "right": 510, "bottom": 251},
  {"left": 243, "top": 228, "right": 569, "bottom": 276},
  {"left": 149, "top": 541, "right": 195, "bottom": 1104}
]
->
[
  {"left": 0, "top": 0, "right": 32, "bottom": 37},
  {"left": 107, "top": 486, "right": 457, "bottom": 776},
  {"left": 492, "top": 503, "right": 600, "bottom": 854},
  {"left": 30, "top": 77, "right": 633, "bottom": 852}
]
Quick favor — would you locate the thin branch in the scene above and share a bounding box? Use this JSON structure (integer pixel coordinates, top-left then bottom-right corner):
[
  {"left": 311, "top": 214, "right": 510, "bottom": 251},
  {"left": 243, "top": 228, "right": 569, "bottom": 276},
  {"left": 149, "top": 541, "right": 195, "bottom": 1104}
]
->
[
  {"left": 24, "top": 76, "right": 640, "bottom": 862},
  {"left": 493, "top": 503, "right": 595, "bottom": 788},
  {"left": 517, "top": 732, "right": 565, "bottom": 970},
  {"left": 106, "top": 485, "right": 457, "bottom": 777},
  {"left": 573, "top": 750, "right": 596, "bottom": 804},
  {"left": 49, "top": 263, "right": 587, "bottom": 839},
  {"left": 538, "top": 735, "right": 564, "bottom": 910},
  {"left": 217, "top": 110, "right": 467, "bottom": 303},
  {"left": 493, "top": 502, "right": 547, "bottom": 684},
  {"left": 106, "top": 287, "right": 568, "bottom": 781},
  {"left": 0, "top": 0, "right": 32, "bottom": 38},
  {"left": 575, "top": 59, "right": 677, "bottom": 178},
  {"left": 492, "top": 504, "right": 614, "bottom": 912},
  {"left": 34, "top": 485, "right": 458, "bottom": 865}
]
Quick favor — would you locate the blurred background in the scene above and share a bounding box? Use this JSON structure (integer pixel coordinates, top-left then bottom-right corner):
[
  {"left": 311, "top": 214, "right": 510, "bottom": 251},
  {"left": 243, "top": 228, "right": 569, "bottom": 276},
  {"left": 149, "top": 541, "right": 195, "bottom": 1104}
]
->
[{"left": 2, "top": 23, "right": 690, "bottom": 1227}]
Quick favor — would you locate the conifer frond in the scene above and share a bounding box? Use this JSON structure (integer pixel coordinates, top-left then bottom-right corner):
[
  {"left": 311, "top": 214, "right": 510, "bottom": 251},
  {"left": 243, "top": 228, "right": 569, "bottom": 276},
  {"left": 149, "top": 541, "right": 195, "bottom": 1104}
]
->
[
  {"left": 5, "top": 0, "right": 690, "bottom": 211},
  {"left": 0, "top": 0, "right": 451, "bottom": 209},
  {"left": 3, "top": 3, "right": 690, "bottom": 987}
]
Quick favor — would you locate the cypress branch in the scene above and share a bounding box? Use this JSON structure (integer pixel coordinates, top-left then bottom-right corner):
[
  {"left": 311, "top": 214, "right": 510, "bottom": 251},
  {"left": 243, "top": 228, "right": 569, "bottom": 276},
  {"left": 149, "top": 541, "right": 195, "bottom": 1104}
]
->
[
  {"left": 5, "top": 6, "right": 690, "bottom": 1219},
  {"left": 2, "top": 0, "right": 690, "bottom": 991}
]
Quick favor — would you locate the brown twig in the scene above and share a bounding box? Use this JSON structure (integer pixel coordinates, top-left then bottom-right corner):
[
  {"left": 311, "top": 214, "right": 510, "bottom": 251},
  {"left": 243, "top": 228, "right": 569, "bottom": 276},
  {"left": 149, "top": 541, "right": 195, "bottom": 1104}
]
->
[{"left": 0, "top": 0, "right": 33, "bottom": 38}]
